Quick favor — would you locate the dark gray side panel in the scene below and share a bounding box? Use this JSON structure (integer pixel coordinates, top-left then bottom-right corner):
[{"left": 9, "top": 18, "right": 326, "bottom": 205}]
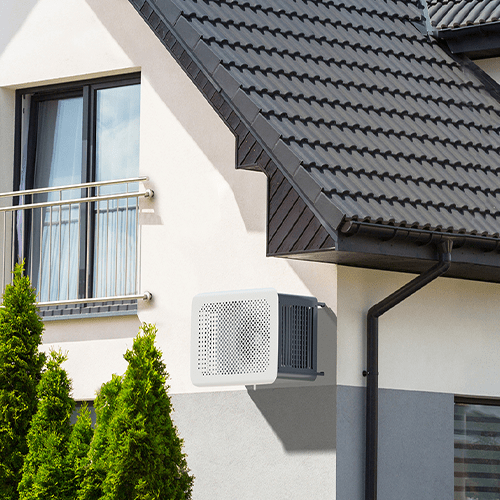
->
[{"left": 337, "top": 385, "right": 454, "bottom": 500}]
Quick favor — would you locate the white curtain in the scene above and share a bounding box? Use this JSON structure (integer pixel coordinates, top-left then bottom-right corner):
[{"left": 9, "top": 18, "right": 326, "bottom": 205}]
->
[
  {"left": 31, "top": 97, "right": 83, "bottom": 302},
  {"left": 93, "top": 197, "right": 137, "bottom": 297}
]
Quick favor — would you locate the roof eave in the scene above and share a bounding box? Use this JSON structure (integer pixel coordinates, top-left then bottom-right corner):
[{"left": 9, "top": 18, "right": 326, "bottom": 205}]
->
[
  {"left": 128, "top": 0, "right": 344, "bottom": 244},
  {"left": 277, "top": 222, "right": 500, "bottom": 283},
  {"left": 433, "top": 21, "right": 500, "bottom": 58}
]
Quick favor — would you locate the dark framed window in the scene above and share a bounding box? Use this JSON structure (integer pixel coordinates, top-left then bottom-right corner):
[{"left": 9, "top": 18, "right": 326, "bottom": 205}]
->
[
  {"left": 14, "top": 73, "right": 141, "bottom": 304},
  {"left": 455, "top": 396, "right": 500, "bottom": 499}
]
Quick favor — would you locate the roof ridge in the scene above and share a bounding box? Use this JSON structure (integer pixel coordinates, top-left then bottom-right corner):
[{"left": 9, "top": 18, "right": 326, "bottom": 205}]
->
[{"left": 263, "top": 110, "right": 499, "bottom": 154}]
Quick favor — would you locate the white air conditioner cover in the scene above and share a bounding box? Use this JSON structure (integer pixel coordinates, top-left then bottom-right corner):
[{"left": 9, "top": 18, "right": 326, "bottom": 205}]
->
[{"left": 191, "top": 289, "right": 279, "bottom": 386}]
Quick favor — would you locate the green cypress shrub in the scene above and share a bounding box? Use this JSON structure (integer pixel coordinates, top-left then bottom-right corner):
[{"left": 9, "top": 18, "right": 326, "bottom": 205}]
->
[
  {"left": 68, "top": 403, "right": 94, "bottom": 499},
  {"left": 18, "top": 350, "right": 75, "bottom": 500},
  {"left": 0, "top": 262, "right": 45, "bottom": 500},
  {"left": 77, "top": 374, "right": 123, "bottom": 500},
  {"left": 102, "top": 323, "right": 193, "bottom": 500}
]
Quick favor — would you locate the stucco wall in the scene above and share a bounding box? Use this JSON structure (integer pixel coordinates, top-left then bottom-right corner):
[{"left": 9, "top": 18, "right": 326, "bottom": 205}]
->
[
  {"left": 474, "top": 56, "right": 500, "bottom": 82},
  {"left": 173, "top": 387, "right": 337, "bottom": 500},
  {"left": 335, "top": 264, "right": 498, "bottom": 499},
  {"left": 336, "top": 385, "right": 454, "bottom": 500},
  {"left": 337, "top": 265, "right": 500, "bottom": 397}
]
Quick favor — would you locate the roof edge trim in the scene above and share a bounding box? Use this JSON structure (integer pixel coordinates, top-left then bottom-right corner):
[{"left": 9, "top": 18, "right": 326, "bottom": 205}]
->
[
  {"left": 341, "top": 220, "right": 500, "bottom": 251},
  {"left": 130, "top": 0, "right": 345, "bottom": 243},
  {"left": 432, "top": 19, "right": 500, "bottom": 39}
]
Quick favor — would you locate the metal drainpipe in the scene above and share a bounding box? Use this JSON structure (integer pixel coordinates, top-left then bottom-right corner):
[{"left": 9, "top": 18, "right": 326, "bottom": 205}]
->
[{"left": 364, "top": 239, "right": 452, "bottom": 500}]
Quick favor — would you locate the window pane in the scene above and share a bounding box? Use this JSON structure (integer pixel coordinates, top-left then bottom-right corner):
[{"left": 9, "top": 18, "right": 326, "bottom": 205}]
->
[
  {"left": 455, "top": 402, "right": 500, "bottom": 500},
  {"left": 30, "top": 97, "right": 83, "bottom": 302},
  {"left": 94, "top": 84, "right": 140, "bottom": 298},
  {"left": 34, "top": 97, "right": 83, "bottom": 194},
  {"left": 95, "top": 84, "right": 140, "bottom": 183}
]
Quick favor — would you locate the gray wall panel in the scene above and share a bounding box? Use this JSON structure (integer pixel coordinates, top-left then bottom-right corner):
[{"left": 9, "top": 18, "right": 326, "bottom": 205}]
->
[
  {"left": 336, "top": 385, "right": 365, "bottom": 500},
  {"left": 172, "top": 386, "right": 336, "bottom": 500},
  {"left": 337, "top": 385, "right": 454, "bottom": 500},
  {"left": 378, "top": 389, "right": 454, "bottom": 500}
]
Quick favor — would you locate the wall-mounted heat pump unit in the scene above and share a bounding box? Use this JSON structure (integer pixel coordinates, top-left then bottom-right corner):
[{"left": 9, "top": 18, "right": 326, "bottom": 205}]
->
[{"left": 191, "top": 288, "right": 322, "bottom": 387}]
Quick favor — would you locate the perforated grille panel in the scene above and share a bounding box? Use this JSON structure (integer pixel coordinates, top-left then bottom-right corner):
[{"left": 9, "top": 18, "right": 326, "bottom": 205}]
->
[
  {"left": 279, "top": 304, "right": 314, "bottom": 371},
  {"left": 197, "top": 299, "right": 272, "bottom": 377}
]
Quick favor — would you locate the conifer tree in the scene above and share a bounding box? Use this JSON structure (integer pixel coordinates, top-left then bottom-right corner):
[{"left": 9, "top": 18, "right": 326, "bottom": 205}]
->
[
  {"left": 0, "top": 262, "right": 45, "bottom": 500},
  {"left": 77, "top": 374, "right": 123, "bottom": 500},
  {"left": 18, "top": 350, "right": 75, "bottom": 500},
  {"left": 102, "top": 323, "right": 193, "bottom": 500},
  {"left": 68, "top": 403, "right": 94, "bottom": 499}
]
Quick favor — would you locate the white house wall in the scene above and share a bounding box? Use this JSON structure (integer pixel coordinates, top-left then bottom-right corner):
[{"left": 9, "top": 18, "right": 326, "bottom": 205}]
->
[
  {"left": 474, "top": 56, "right": 500, "bottom": 83},
  {"left": 0, "top": 1, "right": 338, "bottom": 498},
  {"left": 336, "top": 265, "right": 500, "bottom": 499},
  {"left": 337, "top": 265, "right": 500, "bottom": 396}
]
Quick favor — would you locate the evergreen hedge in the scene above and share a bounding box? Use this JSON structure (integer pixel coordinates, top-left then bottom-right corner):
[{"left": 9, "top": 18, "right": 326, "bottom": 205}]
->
[
  {"left": 78, "top": 375, "right": 123, "bottom": 500},
  {"left": 0, "top": 275, "right": 192, "bottom": 500},
  {"left": 18, "top": 350, "right": 75, "bottom": 500},
  {"left": 101, "top": 323, "right": 193, "bottom": 500},
  {"left": 68, "top": 402, "right": 94, "bottom": 498},
  {"left": 0, "top": 263, "right": 45, "bottom": 500}
]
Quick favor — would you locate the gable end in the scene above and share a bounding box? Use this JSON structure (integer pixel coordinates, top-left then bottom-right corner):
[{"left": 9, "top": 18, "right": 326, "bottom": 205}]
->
[{"left": 128, "top": 0, "right": 339, "bottom": 256}]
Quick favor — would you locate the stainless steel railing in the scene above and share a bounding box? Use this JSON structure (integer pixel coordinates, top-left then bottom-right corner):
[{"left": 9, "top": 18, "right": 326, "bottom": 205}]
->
[{"left": 0, "top": 177, "right": 153, "bottom": 306}]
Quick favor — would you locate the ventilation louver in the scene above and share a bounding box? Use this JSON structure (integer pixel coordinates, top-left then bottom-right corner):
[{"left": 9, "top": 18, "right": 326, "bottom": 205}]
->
[{"left": 191, "top": 289, "right": 320, "bottom": 387}]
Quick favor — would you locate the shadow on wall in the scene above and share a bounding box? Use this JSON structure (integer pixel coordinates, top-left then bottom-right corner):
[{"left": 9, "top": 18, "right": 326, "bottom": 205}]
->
[
  {"left": 246, "top": 384, "right": 337, "bottom": 453},
  {"left": 85, "top": 0, "right": 267, "bottom": 234},
  {"left": 287, "top": 259, "right": 337, "bottom": 315},
  {"left": 84, "top": 0, "right": 339, "bottom": 304},
  {"left": 0, "top": 0, "right": 39, "bottom": 58},
  {"left": 246, "top": 306, "right": 337, "bottom": 453}
]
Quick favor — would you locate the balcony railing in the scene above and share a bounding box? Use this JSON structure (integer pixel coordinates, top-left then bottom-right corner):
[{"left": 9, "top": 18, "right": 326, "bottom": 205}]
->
[{"left": 0, "top": 177, "right": 153, "bottom": 306}]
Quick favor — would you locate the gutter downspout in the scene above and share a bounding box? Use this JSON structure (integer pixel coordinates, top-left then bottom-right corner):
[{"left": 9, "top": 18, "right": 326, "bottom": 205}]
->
[{"left": 364, "top": 240, "right": 452, "bottom": 500}]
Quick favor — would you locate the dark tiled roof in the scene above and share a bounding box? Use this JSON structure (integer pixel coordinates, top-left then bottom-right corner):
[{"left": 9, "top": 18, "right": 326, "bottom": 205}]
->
[
  {"left": 428, "top": 0, "right": 500, "bottom": 30},
  {"left": 146, "top": 0, "right": 500, "bottom": 240}
]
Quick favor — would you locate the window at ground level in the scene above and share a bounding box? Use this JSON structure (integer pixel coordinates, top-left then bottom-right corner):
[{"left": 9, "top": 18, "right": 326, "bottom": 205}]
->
[
  {"left": 455, "top": 399, "right": 500, "bottom": 499},
  {"left": 71, "top": 401, "right": 96, "bottom": 428},
  {"left": 15, "top": 74, "right": 141, "bottom": 304}
]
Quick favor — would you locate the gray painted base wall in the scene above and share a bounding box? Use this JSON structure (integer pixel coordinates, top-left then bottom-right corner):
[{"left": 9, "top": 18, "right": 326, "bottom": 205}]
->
[
  {"left": 336, "top": 385, "right": 454, "bottom": 500},
  {"left": 171, "top": 385, "right": 453, "bottom": 499},
  {"left": 171, "top": 386, "right": 336, "bottom": 500}
]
